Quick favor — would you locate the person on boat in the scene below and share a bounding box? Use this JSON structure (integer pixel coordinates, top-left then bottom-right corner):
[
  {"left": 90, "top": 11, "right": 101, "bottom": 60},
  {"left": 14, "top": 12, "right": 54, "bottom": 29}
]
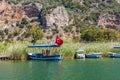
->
[
  {"left": 42, "top": 49, "right": 46, "bottom": 56},
  {"left": 46, "top": 49, "right": 50, "bottom": 56},
  {"left": 55, "top": 49, "right": 59, "bottom": 54}
]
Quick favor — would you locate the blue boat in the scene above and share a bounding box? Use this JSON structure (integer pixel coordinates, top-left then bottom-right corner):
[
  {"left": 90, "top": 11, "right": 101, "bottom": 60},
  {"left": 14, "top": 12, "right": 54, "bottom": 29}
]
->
[
  {"left": 109, "top": 46, "right": 120, "bottom": 58},
  {"left": 85, "top": 53, "right": 102, "bottom": 58},
  {"left": 113, "top": 46, "right": 120, "bottom": 48},
  {"left": 27, "top": 44, "right": 62, "bottom": 60},
  {"left": 109, "top": 53, "right": 120, "bottom": 58}
]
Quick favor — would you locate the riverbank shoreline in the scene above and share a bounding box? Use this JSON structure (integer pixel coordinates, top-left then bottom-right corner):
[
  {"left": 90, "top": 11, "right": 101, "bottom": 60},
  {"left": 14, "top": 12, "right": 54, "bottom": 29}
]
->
[
  {"left": 0, "top": 54, "right": 115, "bottom": 61},
  {"left": 0, "top": 41, "right": 120, "bottom": 60}
]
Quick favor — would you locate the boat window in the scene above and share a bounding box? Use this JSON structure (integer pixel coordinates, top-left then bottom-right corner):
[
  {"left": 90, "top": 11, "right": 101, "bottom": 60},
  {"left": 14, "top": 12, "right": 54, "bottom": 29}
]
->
[
  {"left": 55, "top": 48, "right": 59, "bottom": 54},
  {"left": 46, "top": 49, "right": 50, "bottom": 56}
]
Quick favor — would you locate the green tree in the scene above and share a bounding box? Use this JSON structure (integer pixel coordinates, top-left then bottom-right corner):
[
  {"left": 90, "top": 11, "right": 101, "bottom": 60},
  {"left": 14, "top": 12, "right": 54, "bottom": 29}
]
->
[
  {"left": 30, "top": 26, "right": 44, "bottom": 44},
  {"left": 81, "top": 28, "right": 117, "bottom": 42},
  {"left": 81, "top": 27, "right": 95, "bottom": 41},
  {"left": 103, "top": 29, "right": 117, "bottom": 41}
]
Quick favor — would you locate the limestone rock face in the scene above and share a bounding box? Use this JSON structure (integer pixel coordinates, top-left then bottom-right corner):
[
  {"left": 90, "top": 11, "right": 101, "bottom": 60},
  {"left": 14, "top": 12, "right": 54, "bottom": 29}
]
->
[
  {"left": 98, "top": 13, "right": 120, "bottom": 30},
  {"left": 0, "top": 1, "right": 42, "bottom": 28},
  {"left": 42, "top": 6, "right": 69, "bottom": 29},
  {"left": 24, "top": 3, "right": 42, "bottom": 18},
  {"left": 115, "top": 0, "right": 120, "bottom": 3}
]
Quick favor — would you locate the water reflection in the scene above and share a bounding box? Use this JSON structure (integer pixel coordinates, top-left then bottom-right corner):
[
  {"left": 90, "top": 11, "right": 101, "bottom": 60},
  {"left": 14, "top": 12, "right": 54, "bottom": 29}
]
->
[
  {"left": 0, "top": 59, "right": 120, "bottom": 80},
  {"left": 28, "top": 60, "right": 62, "bottom": 80}
]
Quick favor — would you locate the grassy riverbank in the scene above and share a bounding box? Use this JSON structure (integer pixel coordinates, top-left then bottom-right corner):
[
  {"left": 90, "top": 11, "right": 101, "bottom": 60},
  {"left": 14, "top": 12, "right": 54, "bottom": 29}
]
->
[
  {"left": 0, "top": 42, "right": 29, "bottom": 60},
  {"left": 61, "top": 42, "right": 120, "bottom": 59},
  {"left": 0, "top": 41, "right": 120, "bottom": 60}
]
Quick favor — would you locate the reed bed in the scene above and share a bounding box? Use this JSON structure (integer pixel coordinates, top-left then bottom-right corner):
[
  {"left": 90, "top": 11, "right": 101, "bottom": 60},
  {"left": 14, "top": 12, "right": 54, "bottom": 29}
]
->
[
  {"left": 61, "top": 42, "right": 120, "bottom": 58},
  {"left": 0, "top": 41, "right": 120, "bottom": 60},
  {"left": 0, "top": 41, "right": 30, "bottom": 60}
]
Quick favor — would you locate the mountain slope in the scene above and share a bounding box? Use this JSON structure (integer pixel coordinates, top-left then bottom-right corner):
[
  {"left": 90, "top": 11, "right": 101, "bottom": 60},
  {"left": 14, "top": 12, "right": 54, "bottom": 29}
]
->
[{"left": 0, "top": 0, "right": 120, "bottom": 41}]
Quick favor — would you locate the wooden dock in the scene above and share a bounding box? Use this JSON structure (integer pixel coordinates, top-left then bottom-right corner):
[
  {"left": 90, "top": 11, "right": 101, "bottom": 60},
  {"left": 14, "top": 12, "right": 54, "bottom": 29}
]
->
[{"left": 0, "top": 55, "right": 10, "bottom": 60}]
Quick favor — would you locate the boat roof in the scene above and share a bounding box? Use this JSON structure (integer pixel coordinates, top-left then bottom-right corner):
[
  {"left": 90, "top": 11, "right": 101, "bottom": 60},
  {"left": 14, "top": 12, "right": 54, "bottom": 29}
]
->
[
  {"left": 28, "top": 44, "right": 60, "bottom": 48},
  {"left": 76, "top": 50, "right": 84, "bottom": 53},
  {"left": 114, "top": 46, "right": 120, "bottom": 48}
]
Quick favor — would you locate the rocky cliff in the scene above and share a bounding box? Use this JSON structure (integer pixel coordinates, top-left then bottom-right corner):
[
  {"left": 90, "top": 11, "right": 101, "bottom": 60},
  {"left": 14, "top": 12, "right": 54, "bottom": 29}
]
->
[
  {"left": 0, "top": 0, "right": 120, "bottom": 41},
  {"left": 41, "top": 6, "right": 69, "bottom": 29},
  {"left": 98, "top": 13, "right": 120, "bottom": 30},
  {"left": 116, "top": 0, "right": 120, "bottom": 3},
  {"left": 0, "top": 1, "right": 42, "bottom": 27}
]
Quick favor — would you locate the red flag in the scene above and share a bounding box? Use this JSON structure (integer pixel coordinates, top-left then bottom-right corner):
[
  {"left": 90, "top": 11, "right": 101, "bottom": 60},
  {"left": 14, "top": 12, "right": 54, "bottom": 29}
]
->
[{"left": 55, "top": 36, "right": 63, "bottom": 46}]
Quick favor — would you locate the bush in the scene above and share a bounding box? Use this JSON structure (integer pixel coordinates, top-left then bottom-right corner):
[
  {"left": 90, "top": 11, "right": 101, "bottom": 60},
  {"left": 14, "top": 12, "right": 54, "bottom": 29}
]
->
[
  {"left": 21, "top": 18, "right": 28, "bottom": 25},
  {"left": 81, "top": 27, "right": 118, "bottom": 42},
  {"left": 116, "top": 33, "right": 120, "bottom": 41},
  {"left": 13, "top": 30, "right": 19, "bottom": 36},
  {"left": 87, "top": 11, "right": 100, "bottom": 22},
  {"left": 29, "top": 26, "right": 44, "bottom": 43},
  {"left": 4, "top": 28, "right": 9, "bottom": 35},
  {"left": 19, "top": 24, "right": 24, "bottom": 28},
  {"left": 72, "top": 36, "right": 81, "bottom": 42},
  {"left": 63, "top": 26, "right": 73, "bottom": 32},
  {"left": 52, "top": 29, "right": 59, "bottom": 35}
]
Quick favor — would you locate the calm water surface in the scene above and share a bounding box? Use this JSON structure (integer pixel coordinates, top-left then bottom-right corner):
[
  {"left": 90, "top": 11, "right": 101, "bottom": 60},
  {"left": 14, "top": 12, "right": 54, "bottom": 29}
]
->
[{"left": 0, "top": 58, "right": 120, "bottom": 80}]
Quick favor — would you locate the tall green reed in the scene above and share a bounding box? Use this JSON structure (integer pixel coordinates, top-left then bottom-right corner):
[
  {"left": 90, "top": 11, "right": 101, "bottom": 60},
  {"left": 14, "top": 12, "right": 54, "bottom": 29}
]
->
[
  {"left": 0, "top": 41, "right": 120, "bottom": 60},
  {"left": 61, "top": 42, "right": 120, "bottom": 58},
  {"left": 0, "top": 41, "right": 30, "bottom": 60}
]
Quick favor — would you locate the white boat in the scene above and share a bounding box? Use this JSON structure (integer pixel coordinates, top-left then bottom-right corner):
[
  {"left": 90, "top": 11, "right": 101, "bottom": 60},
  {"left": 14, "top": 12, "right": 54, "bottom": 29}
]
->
[{"left": 74, "top": 50, "right": 85, "bottom": 59}]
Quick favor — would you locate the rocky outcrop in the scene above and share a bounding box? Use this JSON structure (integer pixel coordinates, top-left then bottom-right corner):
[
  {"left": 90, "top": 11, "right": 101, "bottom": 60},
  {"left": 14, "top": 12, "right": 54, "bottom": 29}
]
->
[
  {"left": 42, "top": 6, "right": 69, "bottom": 29},
  {"left": 116, "top": 0, "right": 120, "bottom": 3},
  {"left": 24, "top": 3, "right": 42, "bottom": 18},
  {"left": 0, "top": 1, "right": 42, "bottom": 28},
  {"left": 0, "top": 1, "right": 43, "bottom": 41},
  {"left": 0, "top": 0, "right": 120, "bottom": 41},
  {"left": 0, "top": 1, "right": 25, "bottom": 24},
  {"left": 98, "top": 13, "right": 120, "bottom": 30}
]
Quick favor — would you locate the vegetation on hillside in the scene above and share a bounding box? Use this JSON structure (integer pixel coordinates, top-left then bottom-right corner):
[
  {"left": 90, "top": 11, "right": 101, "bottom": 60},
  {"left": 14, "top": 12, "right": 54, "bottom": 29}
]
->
[
  {"left": 7, "top": 0, "right": 120, "bottom": 30},
  {"left": 30, "top": 26, "right": 44, "bottom": 44},
  {"left": 0, "top": 0, "right": 118, "bottom": 42},
  {"left": 81, "top": 27, "right": 120, "bottom": 42}
]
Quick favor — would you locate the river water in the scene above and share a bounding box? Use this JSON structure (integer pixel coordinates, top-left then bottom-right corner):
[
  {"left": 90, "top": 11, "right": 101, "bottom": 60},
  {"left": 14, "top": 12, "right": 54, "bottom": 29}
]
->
[{"left": 0, "top": 58, "right": 120, "bottom": 80}]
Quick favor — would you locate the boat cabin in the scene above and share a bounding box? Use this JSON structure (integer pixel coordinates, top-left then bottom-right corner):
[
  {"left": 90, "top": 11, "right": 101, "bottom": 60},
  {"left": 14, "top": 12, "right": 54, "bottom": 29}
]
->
[{"left": 27, "top": 44, "right": 62, "bottom": 60}]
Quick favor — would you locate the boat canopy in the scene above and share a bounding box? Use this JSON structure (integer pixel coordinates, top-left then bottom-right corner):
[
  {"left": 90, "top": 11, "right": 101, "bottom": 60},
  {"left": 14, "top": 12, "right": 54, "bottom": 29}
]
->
[
  {"left": 114, "top": 46, "right": 120, "bottom": 48},
  {"left": 28, "top": 44, "right": 59, "bottom": 48},
  {"left": 76, "top": 50, "right": 84, "bottom": 53}
]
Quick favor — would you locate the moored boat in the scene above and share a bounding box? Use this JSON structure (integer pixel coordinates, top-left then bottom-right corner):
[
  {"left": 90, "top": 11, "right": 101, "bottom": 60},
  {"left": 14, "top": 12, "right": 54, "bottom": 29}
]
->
[
  {"left": 109, "top": 46, "right": 120, "bottom": 58},
  {"left": 85, "top": 52, "right": 102, "bottom": 58},
  {"left": 74, "top": 50, "right": 85, "bottom": 59},
  {"left": 28, "top": 44, "right": 62, "bottom": 60},
  {"left": 109, "top": 52, "right": 120, "bottom": 58},
  {"left": 28, "top": 36, "right": 63, "bottom": 61}
]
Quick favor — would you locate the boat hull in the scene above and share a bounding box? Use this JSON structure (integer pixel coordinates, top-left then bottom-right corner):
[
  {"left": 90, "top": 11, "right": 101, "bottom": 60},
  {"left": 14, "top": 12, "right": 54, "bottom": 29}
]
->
[
  {"left": 27, "top": 53, "right": 62, "bottom": 60},
  {"left": 74, "top": 53, "right": 85, "bottom": 59},
  {"left": 85, "top": 53, "right": 102, "bottom": 58},
  {"left": 109, "top": 53, "right": 120, "bottom": 58}
]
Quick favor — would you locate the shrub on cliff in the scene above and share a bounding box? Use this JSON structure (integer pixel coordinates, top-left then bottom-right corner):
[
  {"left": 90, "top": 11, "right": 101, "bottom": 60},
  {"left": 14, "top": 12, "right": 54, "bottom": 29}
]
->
[{"left": 29, "top": 26, "right": 44, "bottom": 44}]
